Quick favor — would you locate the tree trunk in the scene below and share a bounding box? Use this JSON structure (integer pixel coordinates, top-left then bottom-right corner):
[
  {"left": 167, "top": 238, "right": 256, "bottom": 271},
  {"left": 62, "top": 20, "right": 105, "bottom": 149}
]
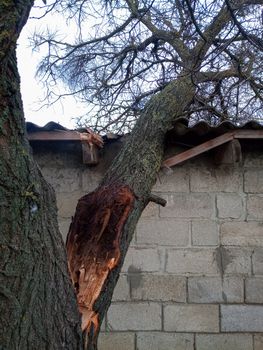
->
[
  {"left": 0, "top": 3, "right": 196, "bottom": 349},
  {"left": 0, "top": 1, "right": 83, "bottom": 349},
  {"left": 67, "top": 75, "right": 195, "bottom": 349}
]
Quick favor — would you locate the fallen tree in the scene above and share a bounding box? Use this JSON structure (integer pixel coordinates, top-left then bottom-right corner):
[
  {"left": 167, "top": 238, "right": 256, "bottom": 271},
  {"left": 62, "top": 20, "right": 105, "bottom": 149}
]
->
[
  {"left": 1, "top": 1, "right": 263, "bottom": 350},
  {"left": 66, "top": 74, "right": 194, "bottom": 348}
]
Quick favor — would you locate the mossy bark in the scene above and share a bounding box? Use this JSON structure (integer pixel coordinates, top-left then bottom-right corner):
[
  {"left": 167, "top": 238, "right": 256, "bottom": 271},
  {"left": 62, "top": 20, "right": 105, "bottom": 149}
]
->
[{"left": 0, "top": 1, "right": 83, "bottom": 349}]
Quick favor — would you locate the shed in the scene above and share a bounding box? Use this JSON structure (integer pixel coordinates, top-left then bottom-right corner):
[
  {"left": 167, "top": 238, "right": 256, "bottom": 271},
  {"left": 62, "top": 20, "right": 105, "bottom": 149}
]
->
[{"left": 27, "top": 120, "right": 263, "bottom": 350}]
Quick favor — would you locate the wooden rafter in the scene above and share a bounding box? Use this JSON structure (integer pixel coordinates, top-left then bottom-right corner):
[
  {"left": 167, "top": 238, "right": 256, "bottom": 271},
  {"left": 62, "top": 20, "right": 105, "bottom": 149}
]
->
[
  {"left": 162, "top": 130, "right": 263, "bottom": 168},
  {"left": 234, "top": 130, "right": 263, "bottom": 139},
  {"left": 162, "top": 132, "right": 235, "bottom": 168},
  {"left": 27, "top": 130, "right": 80, "bottom": 141}
]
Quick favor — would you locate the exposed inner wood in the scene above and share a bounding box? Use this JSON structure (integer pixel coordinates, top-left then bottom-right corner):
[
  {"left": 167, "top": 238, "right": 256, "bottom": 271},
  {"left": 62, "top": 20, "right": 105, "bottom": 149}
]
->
[{"left": 66, "top": 184, "right": 134, "bottom": 333}]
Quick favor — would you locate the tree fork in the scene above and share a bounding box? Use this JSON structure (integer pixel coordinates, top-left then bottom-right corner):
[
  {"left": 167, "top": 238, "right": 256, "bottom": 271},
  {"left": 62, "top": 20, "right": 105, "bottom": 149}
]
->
[{"left": 67, "top": 74, "right": 195, "bottom": 349}]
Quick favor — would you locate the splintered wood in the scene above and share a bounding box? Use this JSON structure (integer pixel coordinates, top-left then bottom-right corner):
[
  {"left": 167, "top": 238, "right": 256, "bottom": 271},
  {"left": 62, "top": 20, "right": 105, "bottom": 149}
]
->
[
  {"left": 80, "top": 129, "right": 104, "bottom": 165},
  {"left": 66, "top": 185, "right": 134, "bottom": 334}
]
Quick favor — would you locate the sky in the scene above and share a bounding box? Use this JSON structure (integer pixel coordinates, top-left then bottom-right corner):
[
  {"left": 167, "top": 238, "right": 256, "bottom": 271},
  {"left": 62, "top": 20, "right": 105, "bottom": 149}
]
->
[{"left": 17, "top": 4, "right": 86, "bottom": 129}]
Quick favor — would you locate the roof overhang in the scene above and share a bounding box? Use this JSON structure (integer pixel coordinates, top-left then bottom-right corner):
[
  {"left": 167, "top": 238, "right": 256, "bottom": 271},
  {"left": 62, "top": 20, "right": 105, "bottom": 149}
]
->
[{"left": 162, "top": 130, "right": 263, "bottom": 168}]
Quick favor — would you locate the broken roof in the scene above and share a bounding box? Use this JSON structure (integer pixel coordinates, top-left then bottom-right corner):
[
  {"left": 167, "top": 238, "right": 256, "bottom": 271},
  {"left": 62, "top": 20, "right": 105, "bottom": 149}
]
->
[{"left": 26, "top": 120, "right": 263, "bottom": 167}]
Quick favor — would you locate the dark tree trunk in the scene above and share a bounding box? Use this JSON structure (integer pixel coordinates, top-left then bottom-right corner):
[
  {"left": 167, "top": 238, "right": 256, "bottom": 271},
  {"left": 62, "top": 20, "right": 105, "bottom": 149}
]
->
[
  {"left": 66, "top": 75, "right": 195, "bottom": 349},
  {"left": 0, "top": 1, "right": 83, "bottom": 349},
  {"left": 0, "top": 3, "right": 196, "bottom": 349}
]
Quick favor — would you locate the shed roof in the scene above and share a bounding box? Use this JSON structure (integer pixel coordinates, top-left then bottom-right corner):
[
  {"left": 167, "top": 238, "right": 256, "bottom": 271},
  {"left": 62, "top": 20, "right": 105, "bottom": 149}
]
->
[
  {"left": 26, "top": 120, "right": 263, "bottom": 167},
  {"left": 26, "top": 119, "right": 263, "bottom": 141},
  {"left": 166, "top": 118, "right": 263, "bottom": 145}
]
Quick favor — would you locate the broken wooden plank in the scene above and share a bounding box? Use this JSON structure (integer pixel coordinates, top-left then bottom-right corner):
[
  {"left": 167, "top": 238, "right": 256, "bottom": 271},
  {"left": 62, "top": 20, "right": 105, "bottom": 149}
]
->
[
  {"left": 82, "top": 143, "right": 100, "bottom": 165},
  {"left": 162, "top": 132, "right": 235, "bottom": 168},
  {"left": 80, "top": 131, "right": 103, "bottom": 165}
]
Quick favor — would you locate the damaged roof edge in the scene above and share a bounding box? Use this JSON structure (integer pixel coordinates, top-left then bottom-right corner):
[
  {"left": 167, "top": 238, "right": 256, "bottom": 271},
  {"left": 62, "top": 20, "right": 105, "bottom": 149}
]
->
[
  {"left": 26, "top": 121, "right": 122, "bottom": 142},
  {"left": 26, "top": 119, "right": 263, "bottom": 139},
  {"left": 26, "top": 120, "right": 263, "bottom": 167}
]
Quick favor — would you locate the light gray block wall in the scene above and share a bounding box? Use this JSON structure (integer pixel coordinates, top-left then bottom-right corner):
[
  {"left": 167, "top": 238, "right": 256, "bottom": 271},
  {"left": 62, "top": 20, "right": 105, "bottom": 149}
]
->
[{"left": 34, "top": 144, "right": 263, "bottom": 350}]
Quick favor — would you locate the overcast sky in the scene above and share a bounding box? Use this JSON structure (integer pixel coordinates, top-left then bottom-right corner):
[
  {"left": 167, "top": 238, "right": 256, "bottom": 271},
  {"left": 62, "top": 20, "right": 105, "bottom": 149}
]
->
[{"left": 17, "top": 5, "right": 86, "bottom": 129}]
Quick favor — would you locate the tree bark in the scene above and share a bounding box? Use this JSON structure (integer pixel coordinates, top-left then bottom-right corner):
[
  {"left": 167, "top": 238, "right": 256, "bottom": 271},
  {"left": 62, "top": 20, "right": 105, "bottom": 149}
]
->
[
  {"left": 0, "top": 1, "right": 83, "bottom": 349},
  {"left": 0, "top": 3, "right": 196, "bottom": 349},
  {"left": 67, "top": 74, "right": 195, "bottom": 349}
]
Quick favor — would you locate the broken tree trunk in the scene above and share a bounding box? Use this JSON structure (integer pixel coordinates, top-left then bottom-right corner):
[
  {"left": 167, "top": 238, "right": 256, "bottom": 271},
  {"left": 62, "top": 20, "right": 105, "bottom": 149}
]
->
[{"left": 66, "top": 74, "right": 195, "bottom": 349}]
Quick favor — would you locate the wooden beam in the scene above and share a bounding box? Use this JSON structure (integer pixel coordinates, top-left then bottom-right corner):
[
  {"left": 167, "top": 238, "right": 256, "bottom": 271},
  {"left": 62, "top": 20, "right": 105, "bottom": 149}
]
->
[
  {"left": 234, "top": 130, "right": 263, "bottom": 139},
  {"left": 162, "top": 132, "right": 235, "bottom": 168},
  {"left": 28, "top": 131, "right": 100, "bottom": 165},
  {"left": 27, "top": 131, "right": 80, "bottom": 141},
  {"left": 82, "top": 143, "right": 100, "bottom": 165},
  {"left": 214, "top": 139, "right": 242, "bottom": 165}
]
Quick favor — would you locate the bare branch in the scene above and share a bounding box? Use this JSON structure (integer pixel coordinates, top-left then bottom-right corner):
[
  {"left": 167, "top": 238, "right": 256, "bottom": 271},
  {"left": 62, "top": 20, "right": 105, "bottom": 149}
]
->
[{"left": 33, "top": 0, "right": 263, "bottom": 131}]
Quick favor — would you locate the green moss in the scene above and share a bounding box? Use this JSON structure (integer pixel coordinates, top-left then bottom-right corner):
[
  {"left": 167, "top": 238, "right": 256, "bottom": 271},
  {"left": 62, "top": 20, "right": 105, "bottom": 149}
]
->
[{"left": 21, "top": 184, "right": 40, "bottom": 203}]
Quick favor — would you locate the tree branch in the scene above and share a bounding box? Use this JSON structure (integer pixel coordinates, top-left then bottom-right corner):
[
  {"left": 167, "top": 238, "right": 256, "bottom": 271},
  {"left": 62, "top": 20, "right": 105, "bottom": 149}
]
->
[{"left": 148, "top": 193, "right": 167, "bottom": 207}]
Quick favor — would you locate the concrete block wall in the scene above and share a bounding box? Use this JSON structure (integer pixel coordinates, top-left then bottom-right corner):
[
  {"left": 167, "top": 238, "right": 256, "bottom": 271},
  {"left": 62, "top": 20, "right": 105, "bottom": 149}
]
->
[{"left": 34, "top": 145, "right": 263, "bottom": 350}]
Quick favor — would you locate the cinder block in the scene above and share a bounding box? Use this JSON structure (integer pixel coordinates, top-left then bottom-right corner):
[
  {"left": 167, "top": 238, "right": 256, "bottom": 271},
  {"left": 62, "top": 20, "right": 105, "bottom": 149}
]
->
[
  {"left": 220, "top": 247, "right": 252, "bottom": 275},
  {"left": 112, "top": 274, "right": 130, "bottom": 301},
  {"left": 190, "top": 166, "right": 242, "bottom": 192},
  {"left": 152, "top": 167, "right": 190, "bottom": 192},
  {"left": 192, "top": 220, "right": 219, "bottom": 246},
  {"left": 244, "top": 151, "right": 263, "bottom": 167},
  {"left": 196, "top": 334, "right": 253, "bottom": 350},
  {"left": 81, "top": 169, "right": 102, "bottom": 192},
  {"left": 221, "top": 305, "right": 263, "bottom": 331},
  {"left": 222, "top": 276, "right": 244, "bottom": 302},
  {"left": 188, "top": 276, "right": 243, "bottom": 303},
  {"left": 254, "top": 334, "right": 263, "bottom": 350},
  {"left": 41, "top": 167, "right": 81, "bottom": 193},
  {"left": 221, "top": 222, "right": 263, "bottom": 246},
  {"left": 107, "top": 302, "right": 161, "bottom": 331},
  {"left": 98, "top": 332, "right": 135, "bottom": 350},
  {"left": 141, "top": 202, "right": 159, "bottom": 218},
  {"left": 56, "top": 191, "right": 82, "bottom": 218},
  {"left": 244, "top": 168, "right": 263, "bottom": 193},
  {"left": 216, "top": 193, "right": 244, "bottom": 219},
  {"left": 35, "top": 153, "right": 61, "bottom": 168},
  {"left": 122, "top": 248, "right": 164, "bottom": 273},
  {"left": 164, "top": 304, "right": 219, "bottom": 332},
  {"left": 131, "top": 274, "right": 186, "bottom": 302},
  {"left": 247, "top": 195, "right": 263, "bottom": 220},
  {"left": 166, "top": 249, "right": 219, "bottom": 275},
  {"left": 245, "top": 278, "right": 263, "bottom": 303},
  {"left": 252, "top": 248, "right": 263, "bottom": 275},
  {"left": 136, "top": 332, "right": 194, "bottom": 350},
  {"left": 140, "top": 202, "right": 159, "bottom": 220},
  {"left": 136, "top": 219, "right": 189, "bottom": 246},
  {"left": 160, "top": 194, "right": 214, "bottom": 218}
]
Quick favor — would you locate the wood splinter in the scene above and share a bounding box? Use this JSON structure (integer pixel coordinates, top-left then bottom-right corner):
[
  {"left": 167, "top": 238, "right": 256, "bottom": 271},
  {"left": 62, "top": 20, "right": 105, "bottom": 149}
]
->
[
  {"left": 66, "top": 184, "right": 135, "bottom": 340},
  {"left": 148, "top": 193, "right": 167, "bottom": 207}
]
